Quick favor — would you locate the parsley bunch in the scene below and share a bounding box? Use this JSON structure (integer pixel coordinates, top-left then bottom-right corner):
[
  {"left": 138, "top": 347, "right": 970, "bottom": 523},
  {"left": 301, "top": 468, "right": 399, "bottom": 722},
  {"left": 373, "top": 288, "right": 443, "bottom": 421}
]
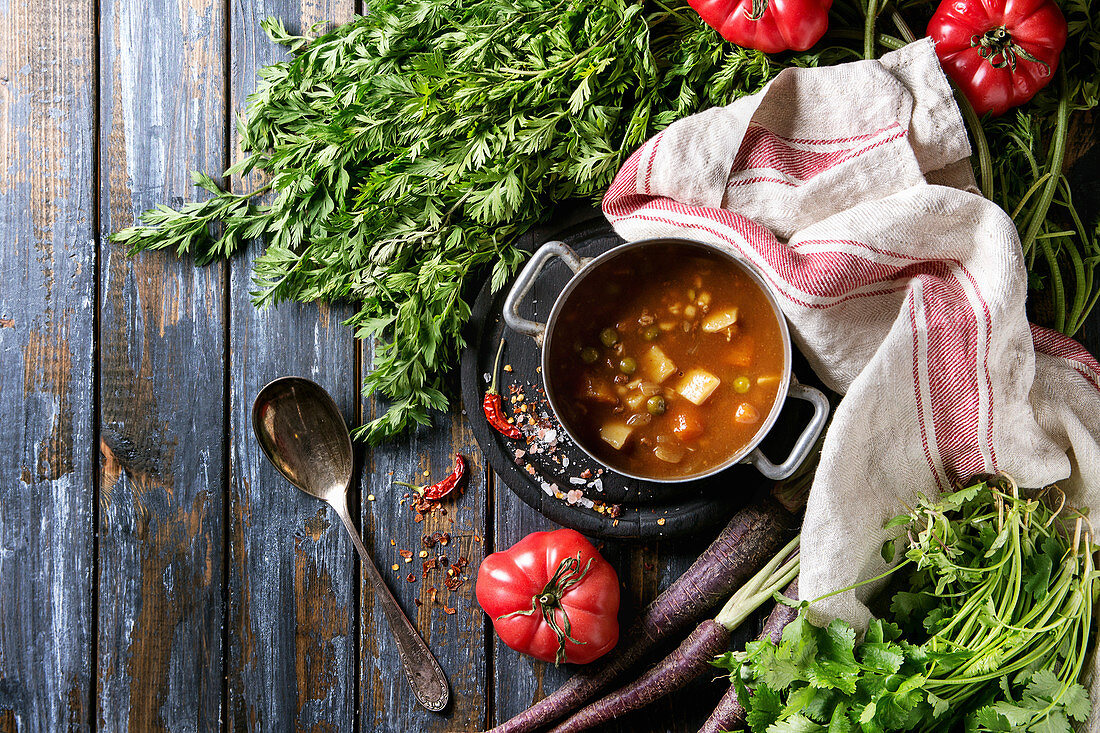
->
[
  {"left": 718, "top": 475, "right": 1099, "bottom": 732},
  {"left": 111, "top": 0, "right": 794, "bottom": 442}
]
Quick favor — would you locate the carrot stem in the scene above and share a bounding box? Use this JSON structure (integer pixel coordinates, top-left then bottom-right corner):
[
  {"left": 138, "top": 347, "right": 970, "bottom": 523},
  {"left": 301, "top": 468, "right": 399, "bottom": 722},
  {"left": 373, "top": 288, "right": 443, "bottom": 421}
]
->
[{"left": 715, "top": 534, "right": 800, "bottom": 630}]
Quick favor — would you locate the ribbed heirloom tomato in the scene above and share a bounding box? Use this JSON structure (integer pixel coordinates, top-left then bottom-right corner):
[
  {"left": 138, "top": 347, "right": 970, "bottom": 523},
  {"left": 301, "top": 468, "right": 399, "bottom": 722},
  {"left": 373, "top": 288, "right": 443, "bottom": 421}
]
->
[
  {"left": 476, "top": 529, "right": 620, "bottom": 664},
  {"left": 928, "top": 0, "right": 1067, "bottom": 116}
]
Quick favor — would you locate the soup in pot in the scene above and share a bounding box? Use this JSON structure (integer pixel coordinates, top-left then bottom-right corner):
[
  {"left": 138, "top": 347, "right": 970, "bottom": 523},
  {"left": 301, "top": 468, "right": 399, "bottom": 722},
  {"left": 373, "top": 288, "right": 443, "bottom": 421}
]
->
[{"left": 547, "top": 244, "right": 786, "bottom": 479}]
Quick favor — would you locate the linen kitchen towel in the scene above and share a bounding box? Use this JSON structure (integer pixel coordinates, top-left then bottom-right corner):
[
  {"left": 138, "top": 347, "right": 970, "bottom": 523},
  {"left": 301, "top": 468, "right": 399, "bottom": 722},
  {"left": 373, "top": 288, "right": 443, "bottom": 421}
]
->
[{"left": 602, "top": 37, "right": 1100, "bottom": 729}]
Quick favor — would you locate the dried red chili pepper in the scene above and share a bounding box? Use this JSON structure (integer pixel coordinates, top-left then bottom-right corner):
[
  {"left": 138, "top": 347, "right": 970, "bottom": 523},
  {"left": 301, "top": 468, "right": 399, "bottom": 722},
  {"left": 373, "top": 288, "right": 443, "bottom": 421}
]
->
[
  {"left": 484, "top": 338, "right": 522, "bottom": 439},
  {"left": 396, "top": 453, "right": 466, "bottom": 502}
]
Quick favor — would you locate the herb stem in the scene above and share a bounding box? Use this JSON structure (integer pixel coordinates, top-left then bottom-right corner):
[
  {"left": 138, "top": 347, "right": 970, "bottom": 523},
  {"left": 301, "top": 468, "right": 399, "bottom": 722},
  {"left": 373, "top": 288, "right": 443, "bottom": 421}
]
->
[
  {"left": 1021, "top": 70, "right": 1071, "bottom": 332},
  {"left": 863, "top": 0, "right": 879, "bottom": 59}
]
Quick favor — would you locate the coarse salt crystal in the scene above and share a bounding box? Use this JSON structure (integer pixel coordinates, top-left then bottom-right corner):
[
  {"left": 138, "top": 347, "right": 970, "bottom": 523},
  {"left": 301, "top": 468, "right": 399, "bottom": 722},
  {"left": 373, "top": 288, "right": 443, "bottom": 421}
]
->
[
  {"left": 590, "top": 478, "right": 604, "bottom": 492},
  {"left": 569, "top": 477, "right": 586, "bottom": 485},
  {"left": 561, "top": 456, "right": 569, "bottom": 468},
  {"left": 566, "top": 489, "right": 583, "bottom": 505}
]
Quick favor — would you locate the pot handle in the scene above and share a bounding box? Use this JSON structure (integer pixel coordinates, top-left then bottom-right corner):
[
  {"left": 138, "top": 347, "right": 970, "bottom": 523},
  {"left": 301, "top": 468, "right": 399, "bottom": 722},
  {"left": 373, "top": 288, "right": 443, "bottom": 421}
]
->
[
  {"left": 747, "top": 380, "right": 830, "bottom": 480},
  {"left": 503, "top": 241, "right": 587, "bottom": 346}
]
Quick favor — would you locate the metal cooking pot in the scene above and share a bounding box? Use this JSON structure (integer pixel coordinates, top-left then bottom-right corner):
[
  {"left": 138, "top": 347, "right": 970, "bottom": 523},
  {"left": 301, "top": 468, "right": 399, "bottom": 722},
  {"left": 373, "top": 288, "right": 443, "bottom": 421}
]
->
[{"left": 503, "top": 238, "right": 830, "bottom": 484}]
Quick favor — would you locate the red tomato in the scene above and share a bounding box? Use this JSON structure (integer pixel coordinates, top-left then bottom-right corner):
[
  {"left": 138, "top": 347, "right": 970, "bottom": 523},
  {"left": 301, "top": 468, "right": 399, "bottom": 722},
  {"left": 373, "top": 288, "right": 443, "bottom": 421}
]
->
[
  {"left": 672, "top": 409, "right": 705, "bottom": 442},
  {"left": 476, "top": 529, "right": 619, "bottom": 664},
  {"left": 928, "top": 0, "right": 1066, "bottom": 117},
  {"left": 687, "top": 0, "right": 832, "bottom": 53}
]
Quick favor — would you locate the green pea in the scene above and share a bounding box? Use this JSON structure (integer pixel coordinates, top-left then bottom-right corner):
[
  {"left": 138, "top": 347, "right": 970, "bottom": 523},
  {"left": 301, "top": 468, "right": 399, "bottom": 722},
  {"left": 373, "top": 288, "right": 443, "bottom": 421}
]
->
[
  {"left": 580, "top": 347, "right": 599, "bottom": 364},
  {"left": 619, "top": 357, "right": 637, "bottom": 375},
  {"left": 646, "top": 395, "right": 667, "bottom": 415},
  {"left": 733, "top": 376, "right": 751, "bottom": 393},
  {"left": 599, "top": 327, "right": 619, "bottom": 347},
  {"left": 641, "top": 325, "right": 660, "bottom": 341}
]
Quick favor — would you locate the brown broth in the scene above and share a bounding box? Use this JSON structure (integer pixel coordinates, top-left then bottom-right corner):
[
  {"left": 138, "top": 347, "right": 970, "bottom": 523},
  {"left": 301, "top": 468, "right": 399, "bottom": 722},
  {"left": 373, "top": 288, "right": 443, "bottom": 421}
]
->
[{"left": 547, "top": 244, "right": 785, "bottom": 479}]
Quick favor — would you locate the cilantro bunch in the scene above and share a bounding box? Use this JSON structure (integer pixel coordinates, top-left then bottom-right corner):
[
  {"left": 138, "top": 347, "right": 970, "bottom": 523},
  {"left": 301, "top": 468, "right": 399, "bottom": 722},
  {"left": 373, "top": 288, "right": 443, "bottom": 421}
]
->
[{"left": 717, "top": 476, "right": 1099, "bottom": 733}]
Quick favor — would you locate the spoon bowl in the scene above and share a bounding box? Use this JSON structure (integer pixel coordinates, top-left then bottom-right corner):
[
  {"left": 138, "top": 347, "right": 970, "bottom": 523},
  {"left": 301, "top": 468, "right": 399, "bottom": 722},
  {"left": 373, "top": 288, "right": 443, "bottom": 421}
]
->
[
  {"left": 252, "top": 376, "right": 354, "bottom": 502},
  {"left": 251, "top": 375, "right": 450, "bottom": 712}
]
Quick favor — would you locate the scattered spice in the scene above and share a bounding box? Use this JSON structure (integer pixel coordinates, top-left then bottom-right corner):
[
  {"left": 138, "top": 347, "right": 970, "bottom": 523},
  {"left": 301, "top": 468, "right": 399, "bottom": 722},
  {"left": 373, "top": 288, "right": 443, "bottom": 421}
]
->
[
  {"left": 396, "top": 454, "right": 466, "bottom": 509},
  {"left": 406, "top": 573, "right": 416, "bottom": 583}
]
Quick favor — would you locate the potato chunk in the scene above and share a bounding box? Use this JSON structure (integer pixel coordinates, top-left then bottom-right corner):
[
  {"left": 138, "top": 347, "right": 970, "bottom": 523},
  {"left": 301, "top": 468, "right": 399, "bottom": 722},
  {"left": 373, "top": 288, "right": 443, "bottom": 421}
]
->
[
  {"left": 639, "top": 345, "right": 676, "bottom": 383},
  {"left": 677, "top": 368, "right": 721, "bottom": 405},
  {"left": 702, "top": 307, "right": 739, "bottom": 333},
  {"left": 599, "top": 422, "right": 634, "bottom": 450}
]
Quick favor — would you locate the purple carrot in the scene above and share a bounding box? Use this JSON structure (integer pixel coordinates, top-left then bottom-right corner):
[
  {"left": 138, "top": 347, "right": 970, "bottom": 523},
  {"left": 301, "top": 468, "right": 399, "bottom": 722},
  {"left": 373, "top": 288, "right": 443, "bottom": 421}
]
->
[
  {"left": 699, "top": 579, "right": 800, "bottom": 733},
  {"left": 548, "top": 621, "right": 733, "bottom": 733},
  {"left": 484, "top": 497, "right": 796, "bottom": 733},
  {"left": 542, "top": 542, "right": 800, "bottom": 733}
]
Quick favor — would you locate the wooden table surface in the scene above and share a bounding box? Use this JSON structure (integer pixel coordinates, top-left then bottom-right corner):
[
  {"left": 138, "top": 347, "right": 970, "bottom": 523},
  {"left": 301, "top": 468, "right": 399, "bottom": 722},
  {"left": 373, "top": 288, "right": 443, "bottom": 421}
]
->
[{"left": 2, "top": 1, "right": 1098, "bottom": 732}]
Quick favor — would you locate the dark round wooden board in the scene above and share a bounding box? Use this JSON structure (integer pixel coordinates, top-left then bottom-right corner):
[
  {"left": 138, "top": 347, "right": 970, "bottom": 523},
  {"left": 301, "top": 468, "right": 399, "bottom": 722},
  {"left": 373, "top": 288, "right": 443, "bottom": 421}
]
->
[{"left": 460, "top": 205, "right": 816, "bottom": 540}]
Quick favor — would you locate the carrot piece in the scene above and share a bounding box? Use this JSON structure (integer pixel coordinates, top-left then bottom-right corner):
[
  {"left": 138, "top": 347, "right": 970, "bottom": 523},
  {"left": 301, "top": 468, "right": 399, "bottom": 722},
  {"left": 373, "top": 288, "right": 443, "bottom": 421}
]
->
[
  {"left": 727, "top": 336, "right": 754, "bottom": 368},
  {"left": 735, "top": 402, "right": 760, "bottom": 424},
  {"left": 671, "top": 409, "right": 704, "bottom": 441},
  {"left": 547, "top": 621, "right": 732, "bottom": 733}
]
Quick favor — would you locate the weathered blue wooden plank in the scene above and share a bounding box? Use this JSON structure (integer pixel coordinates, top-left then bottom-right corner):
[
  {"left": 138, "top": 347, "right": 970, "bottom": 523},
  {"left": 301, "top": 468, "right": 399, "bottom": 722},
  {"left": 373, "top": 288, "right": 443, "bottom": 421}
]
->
[
  {"left": 0, "top": 0, "right": 96, "bottom": 729},
  {"left": 358, "top": 387, "right": 488, "bottom": 731},
  {"left": 95, "top": 0, "right": 229, "bottom": 728},
  {"left": 226, "top": 3, "right": 358, "bottom": 729}
]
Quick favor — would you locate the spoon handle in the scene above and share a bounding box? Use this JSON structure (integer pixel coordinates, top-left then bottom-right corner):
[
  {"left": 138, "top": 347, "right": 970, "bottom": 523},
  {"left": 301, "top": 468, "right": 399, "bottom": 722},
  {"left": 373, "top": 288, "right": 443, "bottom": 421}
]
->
[{"left": 332, "top": 502, "right": 450, "bottom": 712}]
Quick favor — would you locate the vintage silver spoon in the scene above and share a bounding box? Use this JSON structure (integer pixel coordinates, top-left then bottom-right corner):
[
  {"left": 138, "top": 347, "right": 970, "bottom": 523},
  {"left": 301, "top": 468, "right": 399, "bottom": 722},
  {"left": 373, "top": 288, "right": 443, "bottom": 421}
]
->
[{"left": 251, "top": 376, "right": 450, "bottom": 712}]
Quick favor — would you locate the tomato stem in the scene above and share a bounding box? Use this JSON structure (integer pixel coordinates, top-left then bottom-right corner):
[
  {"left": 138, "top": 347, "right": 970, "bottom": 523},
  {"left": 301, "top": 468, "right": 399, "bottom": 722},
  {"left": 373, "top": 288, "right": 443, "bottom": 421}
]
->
[
  {"left": 745, "top": 0, "right": 769, "bottom": 21},
  {"left": 497, "top": 552, "right": 595, "bottom": 664},
  {"left": 970, "top": 26, "right": 1051, "bottom": 72}
]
